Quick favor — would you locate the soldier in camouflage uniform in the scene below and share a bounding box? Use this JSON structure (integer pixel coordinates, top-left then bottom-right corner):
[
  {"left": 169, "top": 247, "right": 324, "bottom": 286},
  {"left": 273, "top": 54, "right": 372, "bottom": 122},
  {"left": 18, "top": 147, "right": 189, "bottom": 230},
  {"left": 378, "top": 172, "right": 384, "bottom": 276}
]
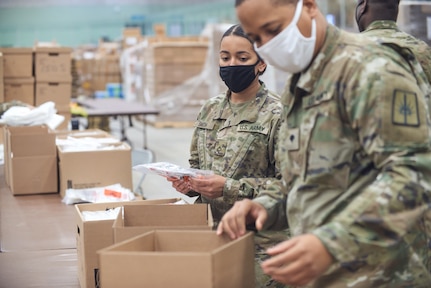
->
[
  {"left": 356, "top": 0, "right": 431, "bottom": 84},
  {"left": 217, "top": 0, "right": 431, "bottom": 287},
  {"left": 167, "top": 24, "right": 288, "bottom": 288}
]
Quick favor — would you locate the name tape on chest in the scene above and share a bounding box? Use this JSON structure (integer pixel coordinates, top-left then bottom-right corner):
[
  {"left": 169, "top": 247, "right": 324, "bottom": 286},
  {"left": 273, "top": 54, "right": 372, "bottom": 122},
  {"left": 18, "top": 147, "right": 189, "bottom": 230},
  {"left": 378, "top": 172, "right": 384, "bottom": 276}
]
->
[{"left": 237, "top": 124, "right": 268, "bottom": 134}]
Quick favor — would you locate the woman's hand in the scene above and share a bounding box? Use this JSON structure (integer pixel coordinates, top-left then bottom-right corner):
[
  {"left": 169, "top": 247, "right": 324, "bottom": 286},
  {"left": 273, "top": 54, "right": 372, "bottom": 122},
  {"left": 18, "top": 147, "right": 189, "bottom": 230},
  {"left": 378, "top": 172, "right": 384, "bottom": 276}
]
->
[
  {"left": 261, "top": 234, "right": 334, "bottom": 286},
  {"left": 216, "top": 199, "right": 267, "bottom": 239},
  {"left": 188, "top": 174, "right": 226, "bottom": 199},
  {"left": 166, "top": 176, "right": 191, "bottom": 194}
]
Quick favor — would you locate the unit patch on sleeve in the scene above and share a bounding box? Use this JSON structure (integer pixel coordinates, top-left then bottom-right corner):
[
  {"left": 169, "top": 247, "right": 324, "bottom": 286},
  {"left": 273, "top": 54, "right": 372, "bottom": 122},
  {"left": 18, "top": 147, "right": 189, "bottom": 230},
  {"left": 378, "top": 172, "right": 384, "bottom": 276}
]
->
[
  {"left": 382, "top": 88, "right": 428, "bottom": 145},
  {"left": 392, "top": 89, "right": 420, "bottom": 127}
]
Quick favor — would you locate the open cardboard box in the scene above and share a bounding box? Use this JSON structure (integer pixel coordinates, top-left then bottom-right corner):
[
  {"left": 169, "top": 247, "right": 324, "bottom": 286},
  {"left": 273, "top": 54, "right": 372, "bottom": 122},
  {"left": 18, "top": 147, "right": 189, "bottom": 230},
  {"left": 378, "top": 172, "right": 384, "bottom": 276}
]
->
[
  {"left": 75, "top": 198, "right": 180, "bottom": 288},
  {"left": 4, "top": 125, "right": 57, "bottom": 195},
  {"left": 98, "top": 230, "right": 255, "bottom": 288},
  {"left": 113, "top": 203, "right": 214, "bottom": 243},
  {"left": 56, "top": 129, "right": 132, "bottom": 198}
]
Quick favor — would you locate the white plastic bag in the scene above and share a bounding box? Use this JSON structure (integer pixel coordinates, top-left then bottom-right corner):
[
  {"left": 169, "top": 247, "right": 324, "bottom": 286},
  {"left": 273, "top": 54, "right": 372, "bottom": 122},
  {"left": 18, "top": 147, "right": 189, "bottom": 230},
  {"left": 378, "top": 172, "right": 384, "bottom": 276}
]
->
[
  {"left": 62, "top": 183, "right": 135, "bottom": 205},
  {"left": 133, "top": 162, "right": 214, "bottom": 179}
]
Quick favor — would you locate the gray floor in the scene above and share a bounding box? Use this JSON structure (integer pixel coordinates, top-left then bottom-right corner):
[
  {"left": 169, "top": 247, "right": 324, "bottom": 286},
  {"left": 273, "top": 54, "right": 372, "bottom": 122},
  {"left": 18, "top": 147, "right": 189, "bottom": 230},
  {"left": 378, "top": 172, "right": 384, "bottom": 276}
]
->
[{"left": 109, "top": 116, "right": 196, "bottom": 202}]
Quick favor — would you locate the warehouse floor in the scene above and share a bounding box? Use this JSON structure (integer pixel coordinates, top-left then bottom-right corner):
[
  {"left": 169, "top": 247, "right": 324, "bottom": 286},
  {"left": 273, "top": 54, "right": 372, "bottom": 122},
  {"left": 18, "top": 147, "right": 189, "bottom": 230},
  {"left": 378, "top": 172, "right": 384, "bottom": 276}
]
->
[{"left": 0, "top": 117, "right": 195, "bottom": 287}]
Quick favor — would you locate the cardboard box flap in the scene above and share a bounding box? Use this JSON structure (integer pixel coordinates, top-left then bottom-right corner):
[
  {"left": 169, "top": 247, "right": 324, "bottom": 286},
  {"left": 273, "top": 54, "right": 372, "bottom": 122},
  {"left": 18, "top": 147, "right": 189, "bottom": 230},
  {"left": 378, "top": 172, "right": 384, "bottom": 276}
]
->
[
  {"left": 36, "top": 76, "right": 73, "bottom": 83},
  {"left": 75, "top": 198, "right": 181, "bottom": 221},
  {"left": 97, "top": 230, "right": 255, "bottom": 288},
  {"left": 4, "top": 77, "right": 35, "bottom": 84},
  {"left": 34, "top": 47, "right": 73, "bottom": 54},
  {"left": 122, "top": 204, "right": 211, "bottom": 226},
  {"left": 104, "top": 230, "right": 233, "bottom": 253},
  {"left": 7, "top": 125, "right": 49, "bottom": 135},
  {"left": 0, "top": 48, "right": 33, "bottom": 54}
]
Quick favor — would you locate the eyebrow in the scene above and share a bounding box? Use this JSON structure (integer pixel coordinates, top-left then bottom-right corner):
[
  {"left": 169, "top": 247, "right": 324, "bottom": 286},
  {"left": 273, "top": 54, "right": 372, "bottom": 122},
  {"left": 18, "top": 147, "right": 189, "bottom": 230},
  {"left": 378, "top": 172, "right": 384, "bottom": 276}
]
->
[
  {"left": 220, "top": 50, "right": 251, "bottom": 55},
  {"left": 246, "top": 20, "right": 279, "bottom": 39}
]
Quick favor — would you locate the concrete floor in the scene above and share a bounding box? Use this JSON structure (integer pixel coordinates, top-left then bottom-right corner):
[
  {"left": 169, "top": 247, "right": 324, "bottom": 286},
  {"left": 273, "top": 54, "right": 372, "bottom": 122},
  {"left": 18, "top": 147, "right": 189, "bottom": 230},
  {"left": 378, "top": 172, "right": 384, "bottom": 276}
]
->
[
  {"left": 116, "top": 117, "right": 196, "bottom": 202},
  {"left": 0, "top": 117, "right": 196, "bottom": 288}
]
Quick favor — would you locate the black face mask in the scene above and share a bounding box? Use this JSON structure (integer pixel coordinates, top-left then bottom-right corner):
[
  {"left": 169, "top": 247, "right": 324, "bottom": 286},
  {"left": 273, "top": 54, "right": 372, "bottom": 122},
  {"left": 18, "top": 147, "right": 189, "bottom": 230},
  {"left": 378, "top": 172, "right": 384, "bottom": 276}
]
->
[{"left": 219, "top": 59, "right": 260, "bottom": 93}]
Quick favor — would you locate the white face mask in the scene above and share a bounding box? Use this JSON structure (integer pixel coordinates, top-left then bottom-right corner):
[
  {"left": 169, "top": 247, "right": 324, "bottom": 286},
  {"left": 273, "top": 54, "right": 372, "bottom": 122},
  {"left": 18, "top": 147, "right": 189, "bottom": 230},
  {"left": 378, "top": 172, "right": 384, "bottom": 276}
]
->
[{"left": 254, "top": 0, "right": 316, "bottom": 74}]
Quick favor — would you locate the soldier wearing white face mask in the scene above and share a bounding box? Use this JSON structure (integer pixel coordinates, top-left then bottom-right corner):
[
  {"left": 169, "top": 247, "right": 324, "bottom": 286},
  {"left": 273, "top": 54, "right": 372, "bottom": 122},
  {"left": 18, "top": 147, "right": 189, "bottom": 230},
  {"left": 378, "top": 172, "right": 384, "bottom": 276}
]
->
[{"left": 217, "top": 0, "right": 431, "bottom": 287}]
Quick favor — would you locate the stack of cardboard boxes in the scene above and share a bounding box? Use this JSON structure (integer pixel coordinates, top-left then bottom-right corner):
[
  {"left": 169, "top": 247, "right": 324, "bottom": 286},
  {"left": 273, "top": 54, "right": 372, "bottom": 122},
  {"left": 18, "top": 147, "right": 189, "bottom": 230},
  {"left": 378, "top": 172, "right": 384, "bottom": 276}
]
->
[
  {"left": 0, "top": 46, "right": 73, "bottom": 130},
  {"left": 3, "top": 127, "right": 133, "bottom": 197},
  {"left": 34, "top": 46, "right": 73, "bottom": 129},
  {"left": 73, "top": 43, "right": 122, "bottom": 98},
  {"left": 144, "top": 41, "right": 208, "bottom": 99},
  {"left": 1, "top": 47, "right": 34, "bottom": 105},
  {"left": 122, "top": 27, "right": 143, "bottom": 50},
  {"left": 92, "top": 53, "right": 122, "bottom": 93}
]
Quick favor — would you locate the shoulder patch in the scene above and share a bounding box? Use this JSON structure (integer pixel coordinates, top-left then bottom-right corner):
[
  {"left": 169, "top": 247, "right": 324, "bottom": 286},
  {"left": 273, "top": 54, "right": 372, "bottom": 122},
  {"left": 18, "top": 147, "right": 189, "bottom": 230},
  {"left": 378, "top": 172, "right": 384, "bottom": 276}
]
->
[
  {"left": 382, "top": 87, "right": 429, "bottom": 145},
  {"left": 392, "top": 89, "right": 420, "bottom": 127}
]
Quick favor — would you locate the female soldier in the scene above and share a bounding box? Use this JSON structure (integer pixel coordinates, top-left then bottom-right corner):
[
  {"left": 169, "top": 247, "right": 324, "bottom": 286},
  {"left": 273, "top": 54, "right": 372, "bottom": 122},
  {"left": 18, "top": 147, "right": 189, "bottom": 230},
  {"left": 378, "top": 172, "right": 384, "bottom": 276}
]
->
[{"left": 168, "top": 24, "right": 288, "bottom": 288}]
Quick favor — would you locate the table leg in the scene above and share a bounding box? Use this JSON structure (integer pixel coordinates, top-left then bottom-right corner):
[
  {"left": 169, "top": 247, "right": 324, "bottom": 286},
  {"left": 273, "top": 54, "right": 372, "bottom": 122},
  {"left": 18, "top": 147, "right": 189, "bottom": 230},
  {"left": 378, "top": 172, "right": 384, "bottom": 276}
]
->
[{"left": 143, "top": 115, "right": 148, "bottom": 149}]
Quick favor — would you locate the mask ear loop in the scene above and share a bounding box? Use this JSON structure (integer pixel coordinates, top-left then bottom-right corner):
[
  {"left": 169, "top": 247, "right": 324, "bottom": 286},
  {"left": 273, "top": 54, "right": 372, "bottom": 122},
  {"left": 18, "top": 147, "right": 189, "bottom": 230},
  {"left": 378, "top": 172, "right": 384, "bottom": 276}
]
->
[{"left": 291, "top": 0, "right": 304, "bottom": 27}]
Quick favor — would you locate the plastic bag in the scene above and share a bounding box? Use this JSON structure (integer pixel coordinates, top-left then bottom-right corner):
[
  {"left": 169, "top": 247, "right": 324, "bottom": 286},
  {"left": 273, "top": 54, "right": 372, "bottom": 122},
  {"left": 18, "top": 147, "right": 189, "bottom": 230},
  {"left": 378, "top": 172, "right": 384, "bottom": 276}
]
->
[
  {"left": 133, "top": 162, "right": 214, "bottom": 180},
  {"left": 62, "top": 183, "right": 135, "bottom": 205}
]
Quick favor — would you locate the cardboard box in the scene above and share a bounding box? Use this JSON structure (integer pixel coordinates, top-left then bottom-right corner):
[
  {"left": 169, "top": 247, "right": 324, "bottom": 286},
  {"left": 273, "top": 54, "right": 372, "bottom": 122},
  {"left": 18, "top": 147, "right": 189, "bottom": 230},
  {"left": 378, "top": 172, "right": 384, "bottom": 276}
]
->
[
  {"left": 91, "top": 74, "right": 122, "bottom": 92},
  {"left": 0, "top": 47, "right": 33, "bottom": 78},
  {"left": 154, "top": 63, "right": 204, "bottom": 84},
  {"left": 35, "top": 81, "right": 71, "bottom": 111},
  {"left": 147, "top": 42, "right": 208, "bottom": 65},
  {"left": 0, "top": 124, "right": 4, "bottom": 145},
  {"left": 113, "top": 203, "right": 214, "bottom": 243},
  {"left": 0, "top": 52, "right": 3, "bottom": 102},
  {"left": 3, "top": 125, "right": 9, "bottom": 186},
  {"left": 98, "top": 230, "right": 255, "bottom": 288},
  {"left": 4, "top": 77, "right": 34, "bottom": 105},
  {"left": 0, "top": 80, "right": 4, "bottom": 104},
  {"left": 75, "top": 198, "right": 180, "bottom": 288},
  {"left": 122, "top": 27, "right": 143, "bottom": 48},
  {"left": 34, "top": 47, "right": 72, "bottom": 82},
  {"left": 57, "top": 132, "right": 132, "bottom": 198},
  {"left": 4, "top": 125, "right": 57, "bottom": 195},
  {"left": 92, "top": 55, "right": 121, "bottom": 75}
]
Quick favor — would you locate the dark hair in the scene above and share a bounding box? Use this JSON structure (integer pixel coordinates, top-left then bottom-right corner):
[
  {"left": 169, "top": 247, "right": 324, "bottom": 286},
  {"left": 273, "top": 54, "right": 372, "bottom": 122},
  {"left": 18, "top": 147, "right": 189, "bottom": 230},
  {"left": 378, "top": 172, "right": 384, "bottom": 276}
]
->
[
  {"left": 221, "top": 24, "right": 265, "bottom": 75},
  {"left": 221, "top": 24, "right": 253, "bottom": 45}
]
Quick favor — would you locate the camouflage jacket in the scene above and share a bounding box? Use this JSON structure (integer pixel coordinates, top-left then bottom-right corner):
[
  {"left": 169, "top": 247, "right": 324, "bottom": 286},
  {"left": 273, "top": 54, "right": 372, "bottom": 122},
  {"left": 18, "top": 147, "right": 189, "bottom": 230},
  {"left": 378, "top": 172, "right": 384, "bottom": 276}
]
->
[
  {"left": 189, "top": 83, "right": 285, "bottom": 223},
  {"left": 363, "top": 20, "right": 431, "bottom": 85},
  {"left": 254, "top": 25, "right": 431, "bottom": 287}
]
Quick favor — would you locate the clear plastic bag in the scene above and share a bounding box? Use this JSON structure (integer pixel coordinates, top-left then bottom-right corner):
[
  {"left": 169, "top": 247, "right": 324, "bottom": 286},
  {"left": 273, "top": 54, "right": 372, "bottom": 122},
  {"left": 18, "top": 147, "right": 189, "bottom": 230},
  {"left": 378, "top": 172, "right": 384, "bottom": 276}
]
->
[{"left": 133, "top": 162, "right": 214, "bottom": 180}]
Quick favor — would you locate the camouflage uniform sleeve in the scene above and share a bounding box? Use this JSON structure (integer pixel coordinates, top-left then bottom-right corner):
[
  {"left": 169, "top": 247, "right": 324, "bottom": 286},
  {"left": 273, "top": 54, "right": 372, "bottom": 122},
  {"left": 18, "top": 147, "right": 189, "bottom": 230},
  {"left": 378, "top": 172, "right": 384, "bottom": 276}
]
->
[
  {"left": 312, "top": 56, "right": 431, "bottom": 265},
  {"left": 252, "top": 117, "right": 289, "bottom": 230}
]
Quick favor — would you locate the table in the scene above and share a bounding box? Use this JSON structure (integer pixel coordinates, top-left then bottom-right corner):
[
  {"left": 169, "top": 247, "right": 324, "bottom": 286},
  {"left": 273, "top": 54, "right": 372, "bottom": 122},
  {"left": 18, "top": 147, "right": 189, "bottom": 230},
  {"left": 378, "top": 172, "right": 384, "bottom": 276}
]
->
[{"left": 76, "top": 98, "right": 160, "bottom": 149}]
